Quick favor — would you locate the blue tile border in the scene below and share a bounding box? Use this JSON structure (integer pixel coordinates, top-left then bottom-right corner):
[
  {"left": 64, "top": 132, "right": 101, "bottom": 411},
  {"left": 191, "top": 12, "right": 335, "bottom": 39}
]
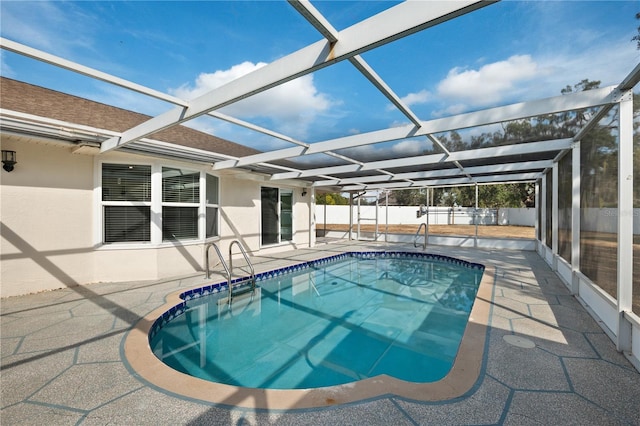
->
[{"left": 148, "top": 251, "right": 485, "bottom": 342}]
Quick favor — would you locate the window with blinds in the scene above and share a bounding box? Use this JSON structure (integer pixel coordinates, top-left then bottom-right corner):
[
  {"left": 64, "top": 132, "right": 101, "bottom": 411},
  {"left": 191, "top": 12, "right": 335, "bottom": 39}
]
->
[
  {"left": 206, "top": 174, "right": 219, "bottom": 239},
  {"left": 162, "top": 167, "right": 199, "bottom": 203},
  {"left": 102, "top": 164, "right": 151, "bottom": 243},
  {"left": 104, "top": 206, "right": 151, "bottom": 242},
  {"left": 102, "top": 164, "right": 151, "bottom": 202},
  {"left": 162, "top": 167, "right": 199, "bottom": 241},
  {"left": 162, "top": 206, "right": 198, "bottom": 240},
  {"left": 101, "top": 164, "right": 219, "bottom": 244}
]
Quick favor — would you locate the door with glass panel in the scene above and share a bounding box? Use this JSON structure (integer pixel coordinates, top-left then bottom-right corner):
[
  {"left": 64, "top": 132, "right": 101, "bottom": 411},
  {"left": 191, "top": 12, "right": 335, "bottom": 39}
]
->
[{"left": 261, "top": 187, "right": 293, "bottom": 245}]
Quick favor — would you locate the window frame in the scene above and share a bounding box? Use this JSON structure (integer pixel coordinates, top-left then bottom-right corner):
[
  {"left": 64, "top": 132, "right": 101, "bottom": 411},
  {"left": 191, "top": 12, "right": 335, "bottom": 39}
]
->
[
  {"left": 96, "top": 159, "right": 220, "bottom": 248},
  {"left": 100, "top": 162, "right": 153, "bottom": 245},
  {"left": 161, "top": 166, "right": 201, "bottom": 242},
  {"left": 204, "top": 173, "right": 220, "bottom": 240}
]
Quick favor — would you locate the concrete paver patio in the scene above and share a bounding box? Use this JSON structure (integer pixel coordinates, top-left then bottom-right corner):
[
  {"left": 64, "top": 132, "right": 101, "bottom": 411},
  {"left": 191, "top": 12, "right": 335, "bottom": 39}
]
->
[{"left": 2, "top": 242, "right": 639, "bottom": 425}]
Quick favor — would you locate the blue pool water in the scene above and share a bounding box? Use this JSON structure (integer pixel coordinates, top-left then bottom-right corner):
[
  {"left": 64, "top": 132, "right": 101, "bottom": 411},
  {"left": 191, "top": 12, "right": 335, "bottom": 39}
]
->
[{"left": 150, "top": 252, "right": 484, "bottom": 389}]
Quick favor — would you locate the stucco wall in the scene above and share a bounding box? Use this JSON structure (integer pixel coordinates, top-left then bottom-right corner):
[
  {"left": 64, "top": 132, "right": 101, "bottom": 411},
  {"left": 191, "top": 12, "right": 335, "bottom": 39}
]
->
[
  {"left": 1, "top": 138, "right": 96, "bottom": 297},
  {"left": 1, "top": 136, "right": 313, "bottom": 297}
]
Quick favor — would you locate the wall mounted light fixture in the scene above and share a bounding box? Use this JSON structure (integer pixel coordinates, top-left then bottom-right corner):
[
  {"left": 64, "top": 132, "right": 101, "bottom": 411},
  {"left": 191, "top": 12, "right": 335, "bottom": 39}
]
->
[
  {"left": 301, "top": 189, "right": 307, "bottom": 197},
  {"left": 1, "top": 150, "right": 17, "bottom": 172}
]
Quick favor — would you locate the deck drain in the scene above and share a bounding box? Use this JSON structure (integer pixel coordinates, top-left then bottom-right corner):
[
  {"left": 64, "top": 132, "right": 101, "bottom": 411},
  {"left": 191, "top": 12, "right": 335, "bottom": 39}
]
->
[{"left": 503, "top": 334, "right": 535, "bottom": 349}]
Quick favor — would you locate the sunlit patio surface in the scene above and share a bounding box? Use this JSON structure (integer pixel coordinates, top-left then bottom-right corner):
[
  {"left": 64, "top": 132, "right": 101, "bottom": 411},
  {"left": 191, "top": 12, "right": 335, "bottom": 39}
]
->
[{"left": 2, "top": 241, "right": 639, "bottom": 425}]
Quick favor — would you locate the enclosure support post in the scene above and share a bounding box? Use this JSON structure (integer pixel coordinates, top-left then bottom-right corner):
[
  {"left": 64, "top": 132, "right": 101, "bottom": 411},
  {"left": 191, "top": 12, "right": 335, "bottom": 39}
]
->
[
  {"left": 541, "top": 173, "right": 547, "bottom": 253},
  {"left": 535, "top": 180, "right": 540, "bottom": 246},
  {"left": 357, "top": 194, "right": 361, "bottom": 240},
  {"left": 349, "top": 192, "right": 353, "bottom": 241},
  {"left": 323, "top": 199, "right": 327, "bottom": 239},
  {"left": 571, "top": 141, "right": 581, "bottom": 295},
  {"left": 426, "top": 188, "right": 429, "bottom": 246},
  {"left": 375, "top": 195, "right": 379, "bottom": 241},
  {"left": 616, "top": 89, "right": 633, "bottom": 353},
  {"left": 385, "top": 191, "right": 389, "bottom": 243},
  {"left": 474, "top": 183, "right": 479, "bottom": 248},
  {"left": 309, "top": 187, "right": 316, "bottom": 248},
  {"left": 552, "top": 163, "right": 559, "bottom": 267}
]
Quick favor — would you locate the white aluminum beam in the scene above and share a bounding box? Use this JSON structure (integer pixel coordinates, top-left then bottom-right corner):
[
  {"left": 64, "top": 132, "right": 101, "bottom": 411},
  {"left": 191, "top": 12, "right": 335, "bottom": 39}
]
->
[
  {"left": 1, "top": 37, "right": 330, "bottom": 174},
  {"left": 473, "top": 173, "right": 539, "bottom": 183},
  {"left": 214, "top": 86, "right": 616, "bottom": 170},
  {"left": 340, "top": 172, "right": 538, "bottom": 191},
  {"left": 310, "top": 159, "right": 553, "bottom": 187},
  {"left": 101, "top": 1, "right": 490, "bottom": 153},
  {"left": 276, "top": 138, "right": 571, "bottom": 180},
  {"left": 348, "top": 55, "right": 422, "bottom": 127},
  {"left": 364, "top": 138, "right": 572, "bottom": 170},
  {"left": 618, "top": 61, "right": 640, "bottom": 91},
  {"left": 0, "top": 38, "right": 189, "bottom": 108},
  {"left": 312, "top": 174, "right": 395, "bottom": 187},
  {"left": 288, "top": 0, "right": 338, "bottom": 43}
]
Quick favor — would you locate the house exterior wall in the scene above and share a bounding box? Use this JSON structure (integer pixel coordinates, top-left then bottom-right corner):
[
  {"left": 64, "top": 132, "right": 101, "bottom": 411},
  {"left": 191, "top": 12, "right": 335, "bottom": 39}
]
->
[
  {"left": 1, "top": 138, "right": 96, "bottom": 296},
  {"left": 1, "top": 135, "right": 313, "bottom": 297},
  {"left": 220, "top": 176, "right": 261, "bottom": 253}
]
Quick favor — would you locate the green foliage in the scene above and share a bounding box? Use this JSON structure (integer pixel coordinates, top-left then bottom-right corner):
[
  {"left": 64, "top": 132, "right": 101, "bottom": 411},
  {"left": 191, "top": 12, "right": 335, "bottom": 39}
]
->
[
  {"left": 392, "top": 188, "right": 427, "bottom": 206},
  {"left": 428, "top": 184, "right": 533, "bottom": 208},
  {"left": 316, "top": 192, "right": 349, "bottom": 205}
]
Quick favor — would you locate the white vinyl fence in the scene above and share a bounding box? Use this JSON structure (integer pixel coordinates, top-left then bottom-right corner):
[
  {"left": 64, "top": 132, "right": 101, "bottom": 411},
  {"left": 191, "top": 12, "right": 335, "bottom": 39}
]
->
[
  {"left": 316, "top": 205, "right": 640, "bottom": 234},
  {"left": 316, "top": 205, "right": 536, "bottom": 227}
]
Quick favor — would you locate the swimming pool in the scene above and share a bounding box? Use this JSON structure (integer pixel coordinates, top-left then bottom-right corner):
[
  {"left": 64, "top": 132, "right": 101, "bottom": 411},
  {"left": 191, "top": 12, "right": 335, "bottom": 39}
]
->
[
  {"left": 148, "top": 252, "right": 484, "bottom": 390},
  {"left": 124, "top": 249, "right": 493, "bottom": 409}
]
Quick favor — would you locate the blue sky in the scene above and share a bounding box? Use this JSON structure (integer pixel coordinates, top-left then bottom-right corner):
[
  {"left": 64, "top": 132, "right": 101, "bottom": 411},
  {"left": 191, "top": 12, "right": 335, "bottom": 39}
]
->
[{"left": 1, "top": 1, "right": 638, "bottom": 157}]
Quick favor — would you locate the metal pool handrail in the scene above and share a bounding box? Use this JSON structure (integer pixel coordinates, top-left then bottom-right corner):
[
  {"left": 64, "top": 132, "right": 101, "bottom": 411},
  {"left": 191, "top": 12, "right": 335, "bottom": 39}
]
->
[
  {"left": 205, "top": 242, "right": 232, "bottom": 292},
  {"left": 205, "top": 241, "right": 256, "bottom": 305},
  {"left": 414, "top": 223, "right": 428, "bottom": 250},
  {"left": 229, "top": 240, "right": 256, "bottom": 294}
]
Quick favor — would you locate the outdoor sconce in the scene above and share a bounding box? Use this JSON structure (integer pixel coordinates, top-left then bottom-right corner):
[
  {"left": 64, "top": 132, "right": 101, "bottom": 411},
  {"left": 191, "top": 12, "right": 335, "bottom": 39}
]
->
[
  {"left": 301, "top": 189, "right": 307, "bottom": 197},
  {"left": 1, "top": 150, "right": 17, "bottom": 172}
]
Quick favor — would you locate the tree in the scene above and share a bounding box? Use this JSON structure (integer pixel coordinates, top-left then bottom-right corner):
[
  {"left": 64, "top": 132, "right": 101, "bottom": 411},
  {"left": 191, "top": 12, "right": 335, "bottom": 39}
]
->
[
  {"left": 316, "top": 192, "right": 349, "bottom": 205},
  {"left": 392, "top": 188, "right": 427, "bottom": 206}
]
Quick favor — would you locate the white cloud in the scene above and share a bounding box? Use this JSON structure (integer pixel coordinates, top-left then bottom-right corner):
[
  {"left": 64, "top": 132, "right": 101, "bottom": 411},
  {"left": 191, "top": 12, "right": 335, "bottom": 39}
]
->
[
  {"left": 387, "top": 89, "right": 431, "bottom": 112},
  {"left": 170, "top": 61, "right": 333, "bottom": 139},
  {"left": 401, "top": 89, "right": 431, "bottom": 107},
  {"left": 437, "top": 55, "right": 544, "bottom": 107},
  {"left": 535, "top": 39, "right": 639, "bottom": 92},
  {"left": 432, "top": 103, "right": 468, "bottom": 118},
  {"left": 391, "top": 139, "right": 430, "bottom": 156}
]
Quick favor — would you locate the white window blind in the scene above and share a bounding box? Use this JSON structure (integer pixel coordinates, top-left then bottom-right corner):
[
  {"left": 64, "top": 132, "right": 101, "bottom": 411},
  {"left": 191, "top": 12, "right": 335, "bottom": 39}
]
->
[
  {"left": 162, "top": 167, "right": 199, "bottom": 241},
  {"left": 102, "top": 164, "right": 151, "bottom": 243}
]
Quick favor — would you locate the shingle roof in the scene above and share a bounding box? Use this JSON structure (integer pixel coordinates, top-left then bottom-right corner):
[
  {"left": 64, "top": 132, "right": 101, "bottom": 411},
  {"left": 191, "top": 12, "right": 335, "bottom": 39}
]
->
[{"left": 0, "top": 77, "right": 262, "bottom": 158}]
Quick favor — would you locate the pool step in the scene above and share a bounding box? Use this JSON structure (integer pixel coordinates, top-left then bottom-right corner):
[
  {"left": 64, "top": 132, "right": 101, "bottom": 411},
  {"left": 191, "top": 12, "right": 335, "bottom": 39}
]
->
[{"left": 218, "top": 278, "right": 256, "bottom": 306}]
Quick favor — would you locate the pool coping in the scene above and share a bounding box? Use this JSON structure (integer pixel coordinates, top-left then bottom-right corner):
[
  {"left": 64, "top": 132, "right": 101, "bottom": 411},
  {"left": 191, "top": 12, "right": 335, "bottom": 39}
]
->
[{"left": 123, "top": 251, "right": 494, "bottom": 410}]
